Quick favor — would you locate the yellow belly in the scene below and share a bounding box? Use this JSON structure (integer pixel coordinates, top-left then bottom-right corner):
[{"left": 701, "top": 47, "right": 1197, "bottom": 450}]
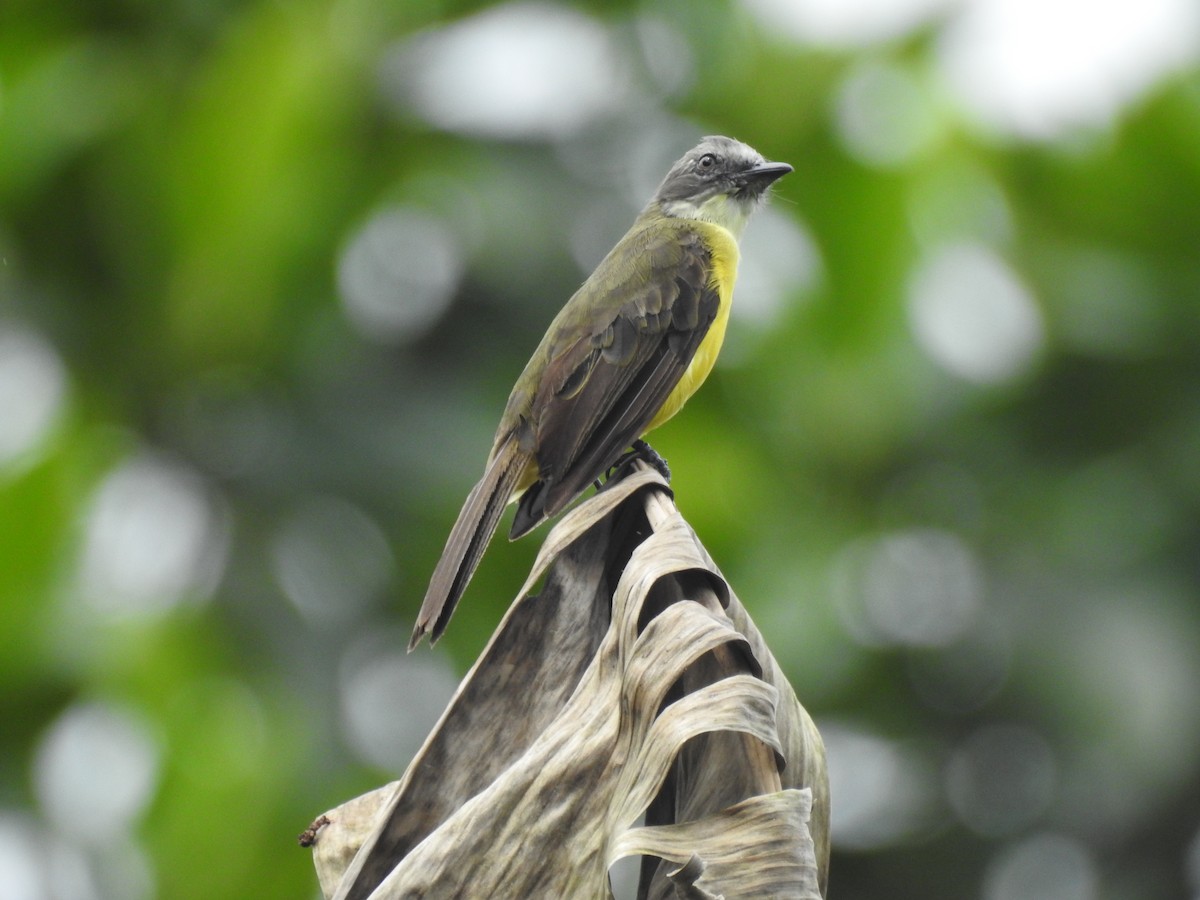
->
[{"left": 644, "top": 223, "right": 739, "bottom": 433}]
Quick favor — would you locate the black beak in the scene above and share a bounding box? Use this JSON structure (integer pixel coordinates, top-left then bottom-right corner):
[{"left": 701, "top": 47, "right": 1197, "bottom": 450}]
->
[
  {"left": 738, "top": 160, "right": 793, "bottom": 195},
  {"left": 746, "top": 161, "right": 793, "bottom": 182}
]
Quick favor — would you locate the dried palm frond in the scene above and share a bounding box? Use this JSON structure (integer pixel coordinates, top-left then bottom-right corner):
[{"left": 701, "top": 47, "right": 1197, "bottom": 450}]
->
[{"left": 308, "top": 465, "right": 829, "bottom": 899}]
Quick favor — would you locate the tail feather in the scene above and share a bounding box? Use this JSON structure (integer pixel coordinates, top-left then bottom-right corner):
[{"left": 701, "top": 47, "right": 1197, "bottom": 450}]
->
[{"left": 409, "top": 440, "right": 527, "bottom": 650}]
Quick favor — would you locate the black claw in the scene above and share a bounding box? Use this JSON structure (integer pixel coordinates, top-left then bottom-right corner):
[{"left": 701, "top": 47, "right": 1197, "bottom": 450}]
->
[
  {"left": 603, "top": 454, "right": 631, "bottom": 483},
  {"left": 604, "top": 439, "right": 671, "bottom": 486},
  {"left": 631, "top": 439, "right": 671, "bottom": 482}
]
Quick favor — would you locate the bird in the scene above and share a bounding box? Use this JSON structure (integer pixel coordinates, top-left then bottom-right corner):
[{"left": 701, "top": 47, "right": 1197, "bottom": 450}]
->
[{"left": 409, "top": 135, "right": 792, "bottom": 649}]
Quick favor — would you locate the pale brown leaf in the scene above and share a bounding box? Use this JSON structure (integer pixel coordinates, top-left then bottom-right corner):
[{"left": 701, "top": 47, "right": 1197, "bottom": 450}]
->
[{"left": 309, "top": 465, "right": 829, "bottom": 899}]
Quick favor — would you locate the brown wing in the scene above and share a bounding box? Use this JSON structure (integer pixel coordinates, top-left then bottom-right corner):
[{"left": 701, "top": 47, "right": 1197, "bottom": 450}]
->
[{"left": 509, "top": 225, "right": 719, "bottom": 538}]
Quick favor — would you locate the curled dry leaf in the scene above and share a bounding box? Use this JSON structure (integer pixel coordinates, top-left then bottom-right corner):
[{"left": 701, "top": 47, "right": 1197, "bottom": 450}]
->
[{"left": 309, "top": 464, "right": 828, "bottom": 899}]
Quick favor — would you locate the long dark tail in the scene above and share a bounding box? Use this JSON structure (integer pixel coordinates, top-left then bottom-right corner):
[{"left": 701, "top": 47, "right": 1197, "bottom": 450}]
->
[{"left": 409, "top": 439, "right": 528, "bottom": 650}]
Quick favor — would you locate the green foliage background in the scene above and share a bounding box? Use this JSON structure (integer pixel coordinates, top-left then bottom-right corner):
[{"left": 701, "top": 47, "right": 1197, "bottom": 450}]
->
[{"left": 2, "top": 0, "right": 1199, "bottom": 897}]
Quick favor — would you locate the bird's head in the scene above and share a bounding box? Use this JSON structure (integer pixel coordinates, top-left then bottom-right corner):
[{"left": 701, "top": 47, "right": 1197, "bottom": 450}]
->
[{"left": 651, "top": 136, "right": 792, "bottom": 238}]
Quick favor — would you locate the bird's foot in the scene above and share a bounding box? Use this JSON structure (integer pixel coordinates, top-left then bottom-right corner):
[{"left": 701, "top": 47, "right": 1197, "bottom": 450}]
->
[
  {"left": 632, "top": 439, "right": 671, "bottom": 481},
  {"left": 605, "top": 439, "right": 671, "bottom": 485}
]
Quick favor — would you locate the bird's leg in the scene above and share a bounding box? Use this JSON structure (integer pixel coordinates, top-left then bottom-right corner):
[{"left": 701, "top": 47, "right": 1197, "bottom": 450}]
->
[{"left": 603, "top": 438, "right": 672, "bottom": 486}]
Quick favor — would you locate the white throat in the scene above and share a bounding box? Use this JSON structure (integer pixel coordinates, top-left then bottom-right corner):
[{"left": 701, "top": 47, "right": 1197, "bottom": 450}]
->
[{"left": 659, "top": 193, "right": 758, "bottom": 241}]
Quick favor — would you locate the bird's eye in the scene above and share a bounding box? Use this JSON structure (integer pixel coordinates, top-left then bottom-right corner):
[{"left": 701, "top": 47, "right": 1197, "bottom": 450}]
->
[{"left": 697, "top": 153, "right": 717, "bottom": 171}]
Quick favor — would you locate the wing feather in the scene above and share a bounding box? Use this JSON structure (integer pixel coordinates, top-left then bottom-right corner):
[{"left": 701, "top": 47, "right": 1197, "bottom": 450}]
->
[{"left": 508, "top": 224, "right": 720, "bottom": 538}]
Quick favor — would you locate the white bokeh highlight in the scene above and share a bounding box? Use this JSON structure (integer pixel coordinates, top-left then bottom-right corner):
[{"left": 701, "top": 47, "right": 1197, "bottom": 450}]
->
[
  {"left": 907, "top": 243, "right": 1044, "bottom": 384},
  {"left": 822, "top": 720, "right": 936, "bottom": 850},
  {"left": 983, "top": 832, "right": 1098, "bottom": 900},
  {"left": 633, "top": 15, "right": 695, "bottom": 98},
  {"left": 270, "top": 494, "right": 394, "bottom": 626},
  {"left": 1059, "top": 599, "right": 1200, "bottom": 789},
  {"left": 0, "top": 812, "right": 155, "bottom": 900},
  {"left": 339, "top": 634, "right": 458, "bottom": 771},
  {"left": 835, "top": 528, "right": 985, "bottom": 648},
  {"left": 337, "top": 207, "right": 464, "bottom": 344},
  {"left": 77, "top": 453, "right": 228, "bottom": 616},
  {"left": 380, "top": 2, "right": 628, "bottom": 140},
  {"left": 733, "top": 206, "right": 822, "bottom": 330},
  {"left": 34, "top": 703, "right": 160, "bottom": 846},
  {"left": 835, "top": 59, "right": 943, "bottom": 168},
  {"left": 945, "top": 723, "right": 1057, "bottom": 837},
  {"left": 938, "top": 0, "right": 1200, "bottom": 138},
  {"left": 0, "top": 324, "right": 68, "bottom": 471},
  {"left": 742, "top": 0, "right": 954, "bottom": 48},
  {"left": 745, "top": 0, "right": 1198, "bottom": 140},
  {"left": 1186, "top": 823, "right": 1200, "bottom": 897},
  {"left": 0, "top": 813, "right": 58, "bottom": 900}
]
